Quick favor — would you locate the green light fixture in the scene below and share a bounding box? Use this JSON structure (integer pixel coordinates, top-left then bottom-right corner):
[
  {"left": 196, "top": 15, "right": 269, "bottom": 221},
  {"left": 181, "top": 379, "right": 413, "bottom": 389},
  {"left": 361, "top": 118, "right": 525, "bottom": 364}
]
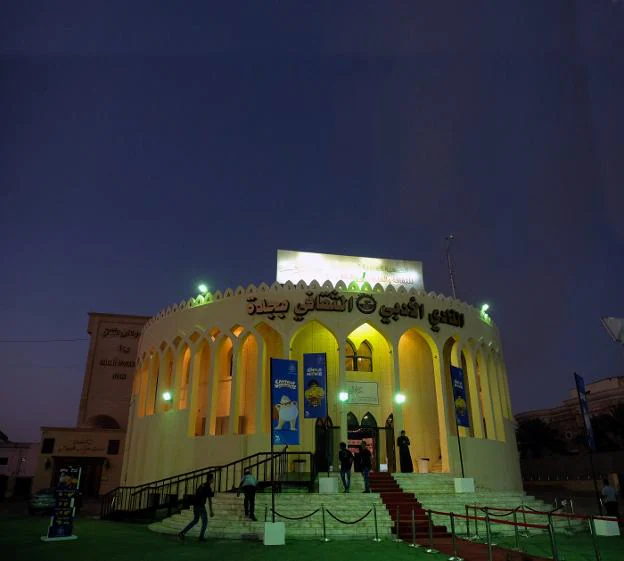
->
[{"left": 198, "top": 284, "right": 208, "bottom": 294}]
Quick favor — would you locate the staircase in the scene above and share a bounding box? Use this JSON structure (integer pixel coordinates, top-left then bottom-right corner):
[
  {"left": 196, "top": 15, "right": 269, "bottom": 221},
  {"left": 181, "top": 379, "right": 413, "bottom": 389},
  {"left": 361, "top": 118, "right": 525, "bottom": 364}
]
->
[
  {"left": 149, "top": 491, "right": 395, "bottom": 540},
  {"left": 368, "top": 472, "right": 449, "bottom": 539},
  {"left": 392, "top": 473, "right": 586, "bottom": 536}
]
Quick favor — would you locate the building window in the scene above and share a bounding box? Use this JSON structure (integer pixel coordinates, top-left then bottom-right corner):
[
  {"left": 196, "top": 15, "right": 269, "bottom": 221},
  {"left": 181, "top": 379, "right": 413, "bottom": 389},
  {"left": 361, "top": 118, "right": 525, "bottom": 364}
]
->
[
  {"left": 107, "top": 440, "right": 120, "bottom": 455},
  {"left": 41, "top": 438, "right": 55, "bottom": 454},
  {"left": 345, "top": 340, "right": 373, "bottom": 372},
  {"left": 0, "top": 457, "right": 8, "bottom": 465}
]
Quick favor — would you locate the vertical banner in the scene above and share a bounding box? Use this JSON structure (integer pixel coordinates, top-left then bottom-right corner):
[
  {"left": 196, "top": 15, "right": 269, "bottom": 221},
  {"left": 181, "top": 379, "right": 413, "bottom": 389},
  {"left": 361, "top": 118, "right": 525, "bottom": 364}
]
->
[
  {"left": 303, "top": 353, "right": 327, "bottom": 418},
  {"left": 574, "top": 373, "right": 595, "bottom": 451},
  {"left": 270, "top": 358, "right": 300, "bottom": 445},
  {"left": 450, "top": 366, "right": 470, "bottom": 428},
  {"left": 42, "top": 466, "right": 81, "bottom": 542}
]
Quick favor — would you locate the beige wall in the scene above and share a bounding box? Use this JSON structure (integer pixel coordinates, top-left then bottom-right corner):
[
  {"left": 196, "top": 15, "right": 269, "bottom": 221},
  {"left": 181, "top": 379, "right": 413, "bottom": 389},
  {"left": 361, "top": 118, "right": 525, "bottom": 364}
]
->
[
  {"left": 122, "top": 283, "right": 521, "bottom": 491},
  {"left": 33, "top": 427, "right": 125, "bottom": 496}
]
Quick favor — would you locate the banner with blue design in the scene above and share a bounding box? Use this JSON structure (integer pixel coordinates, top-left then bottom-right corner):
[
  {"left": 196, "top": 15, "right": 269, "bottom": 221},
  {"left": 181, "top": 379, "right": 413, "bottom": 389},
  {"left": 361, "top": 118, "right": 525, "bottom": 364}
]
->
[
  {"left": 44, "top": 466, "right": 81, "bottom": 541},
  {"left": 303, "top": 353, "right": 327, "bottom": 419},
  {"left": 574, "top": 373, "right": 595, "bottom": 451},
  {"left": 270, "top": 358, "right": 300, "bottom": 445},
  {"left": 450, "top": 366, "right": 470, "bottom": 428}
]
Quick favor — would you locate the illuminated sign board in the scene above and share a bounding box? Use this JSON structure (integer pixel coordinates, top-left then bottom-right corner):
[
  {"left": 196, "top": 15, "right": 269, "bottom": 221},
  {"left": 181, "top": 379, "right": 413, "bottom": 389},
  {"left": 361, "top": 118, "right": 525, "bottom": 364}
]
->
[{"left": 276, "top": 250, "right": 424, "bottom": 291}]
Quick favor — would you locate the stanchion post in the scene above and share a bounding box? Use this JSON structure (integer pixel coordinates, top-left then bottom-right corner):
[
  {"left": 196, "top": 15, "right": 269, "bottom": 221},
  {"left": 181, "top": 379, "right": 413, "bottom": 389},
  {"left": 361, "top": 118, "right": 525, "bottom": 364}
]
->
[
  {"left": 512, "top": 510, "right": 520, "bottom": 551},
  {"left": 425, "top": 509, "right": 438, "bottom": 554},
  {"left": 394, "top": 505, "right": 402, "bottom": 542},
  {"left": 521, "top": 502, "right": 530, "bottom": 538},
  {"left": 474, "top": 505, "right": 480, "bottom": 540},
  {"left": 465, "top": 505, "right": 470, "bottom": 537},
  {"left": 321, "top": 505, "right": 330, "bottom": 543},
  {"left": 372, "top": 504, "right": 381, "bottom": 543},
  {"left": 548, "top": 512, "right": 560, "bottom": 561},
  {"left": 485, "top": 509, "right": 493, "bottom": 561},
  {"left": 408, "top": 507, "right": 418, "bottom": 548},
  {"left": 588, "top": 516, "right": 601, "bottom": 561},
  {"left": 264, "top": 504, "right": 268, "bottom": 522},
  {"left": 548, "top": 519, "right": 559, "bottom": 561},
  {"left": 449, "top": 512, "right": 462, "bottom": 561}
]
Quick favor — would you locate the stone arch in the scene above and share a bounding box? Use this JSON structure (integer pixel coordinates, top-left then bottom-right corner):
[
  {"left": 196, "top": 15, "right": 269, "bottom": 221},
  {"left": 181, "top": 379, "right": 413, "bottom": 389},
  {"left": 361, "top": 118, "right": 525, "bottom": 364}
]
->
[
  {"left": 232, "top": 331, "right": 260, "bottom": 435},
  {"left": 145, "top": 351, "right": 160, "bottom": 416},
  {"left": 486, "top": 350, "right": 506, "bottom": 441},
  {"left": 475, "top": 346, "right": 497, "bottom": 441},
  {"left": 398, "top": 327, "right": 442, "bottom": 471},
  {"left": 211, "top": 335, "right": 234, "bottom": 435},
  {"left": 290, "top": 320, "right": 339, "bottom": 453},
  {"left": 190, "top": 339, "right": 211, "bottom": 437},
  {"left": 87, "top": 414, "right": 120, "bottom": 429},
  {"left": 255, "top": 322, "right": 284, "bottom": 433},
  {"left": 175, "top": 343, "right": 192, "bottom": 411}
]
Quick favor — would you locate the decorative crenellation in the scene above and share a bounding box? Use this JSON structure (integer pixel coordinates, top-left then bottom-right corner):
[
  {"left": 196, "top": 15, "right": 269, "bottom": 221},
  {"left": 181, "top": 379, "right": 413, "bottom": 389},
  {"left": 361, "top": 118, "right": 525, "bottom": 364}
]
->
[{"left": 140, "top": 279, "right": 492, "bottom": 336}]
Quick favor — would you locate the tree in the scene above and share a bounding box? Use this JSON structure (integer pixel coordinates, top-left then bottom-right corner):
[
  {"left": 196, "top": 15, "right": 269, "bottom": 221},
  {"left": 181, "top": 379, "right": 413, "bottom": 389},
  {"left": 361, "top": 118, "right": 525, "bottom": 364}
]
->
[{"left": 516, "top": 418, "right": 567, "bottom": 459}]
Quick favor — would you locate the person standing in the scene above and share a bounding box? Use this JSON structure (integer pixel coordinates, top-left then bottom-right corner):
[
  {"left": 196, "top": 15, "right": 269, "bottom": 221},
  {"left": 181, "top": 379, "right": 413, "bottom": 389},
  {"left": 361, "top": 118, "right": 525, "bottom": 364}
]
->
[
  {"left": 397, "top": 430, "right": 414, "bottom": 473},
  {"left": 601, "top": 478, "right": 620, "bottom": 518},
  {"left": 179, "top": 473, "right": 215, "bottom": 541},
  {"left": 338, "top": 442, "right": 354, "bottom": 492},
  {"left": 359, "top": 441, "right": 372, "bottom": 493},
  {"left": 237, "top": 468, "right": 258, "bottom": 521}
]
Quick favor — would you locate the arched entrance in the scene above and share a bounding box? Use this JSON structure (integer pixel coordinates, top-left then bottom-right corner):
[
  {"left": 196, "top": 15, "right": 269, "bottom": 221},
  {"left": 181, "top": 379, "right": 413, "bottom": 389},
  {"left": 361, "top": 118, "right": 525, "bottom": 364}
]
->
[
  {"left": 385, "top": 414, "right": 396, "bottom": 473},
  {"left": 314, "top": 416, "right": 334, "bottom": 473}
]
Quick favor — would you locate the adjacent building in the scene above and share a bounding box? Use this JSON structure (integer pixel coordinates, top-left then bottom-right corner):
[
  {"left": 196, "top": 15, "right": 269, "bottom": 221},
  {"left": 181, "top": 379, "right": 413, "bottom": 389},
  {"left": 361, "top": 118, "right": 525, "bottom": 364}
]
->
[{"left": 32, "top": 312, "right": 149, "bottom": 497}]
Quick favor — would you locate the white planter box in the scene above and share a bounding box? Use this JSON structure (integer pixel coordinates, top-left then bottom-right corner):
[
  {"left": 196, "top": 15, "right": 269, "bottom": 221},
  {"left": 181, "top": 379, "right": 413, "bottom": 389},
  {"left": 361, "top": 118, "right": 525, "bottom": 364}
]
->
[
  {"left": 417, "top": 459, "right": 430, "bottom": 473},
  {"left": 454, "top": 477, "right": 475, "bottom": 493},
  {"left": 264, "top": 522, "right": 286, "bottom": 545},
  {"left": 319, "top": 476, "right": 339, "bottom": 494},
  {"left": 592, "top": 518, "right": 620, "bottom": 537}
]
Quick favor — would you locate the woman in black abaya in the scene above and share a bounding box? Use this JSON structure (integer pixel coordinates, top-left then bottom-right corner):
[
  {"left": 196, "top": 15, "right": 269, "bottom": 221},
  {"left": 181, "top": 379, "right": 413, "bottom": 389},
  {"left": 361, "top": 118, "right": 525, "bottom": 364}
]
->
[{"left": 397, "top": 430, "right": 414, "bottom": 473}]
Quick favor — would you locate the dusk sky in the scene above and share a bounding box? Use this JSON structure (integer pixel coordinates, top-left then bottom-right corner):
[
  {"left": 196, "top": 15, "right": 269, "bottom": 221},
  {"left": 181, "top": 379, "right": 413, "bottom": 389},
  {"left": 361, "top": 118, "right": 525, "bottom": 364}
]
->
[{"left": 1, "top": 1, "right": 623, "bottom": 443}]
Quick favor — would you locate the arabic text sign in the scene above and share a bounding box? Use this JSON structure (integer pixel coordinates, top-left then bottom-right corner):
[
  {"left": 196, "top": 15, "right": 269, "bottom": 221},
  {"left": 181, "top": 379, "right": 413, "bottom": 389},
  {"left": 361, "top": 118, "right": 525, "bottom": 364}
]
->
[
  {"left": 304, "top": 353, "right": 327, "bottom": 418},
  {"left": 276, "top": 249, "right": 424, "bottom": 290},
  {"left": 46, "top": 466, "right": 81, "bottom": 540},
  {"left": 450, "top": 366, "right": 470, "bottom": 428},
  {"left": 345, "top": 381, "right": 379, "bottom": 405}
]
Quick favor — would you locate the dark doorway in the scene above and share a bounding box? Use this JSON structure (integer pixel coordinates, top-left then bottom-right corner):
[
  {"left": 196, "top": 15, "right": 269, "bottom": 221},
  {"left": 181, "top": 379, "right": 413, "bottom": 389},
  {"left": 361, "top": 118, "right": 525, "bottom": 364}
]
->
[
  {"left": 314, "top": 417, "right": 334, "bottom": 473},
  {"left": 0, "top": 475, "right": 7, "bottom": 502},
  {"left": 385, "top": 414, "right": 396, "bottom": 473},
  {"left": 52, "top": 457, "right": 104, "bottom": 498}
]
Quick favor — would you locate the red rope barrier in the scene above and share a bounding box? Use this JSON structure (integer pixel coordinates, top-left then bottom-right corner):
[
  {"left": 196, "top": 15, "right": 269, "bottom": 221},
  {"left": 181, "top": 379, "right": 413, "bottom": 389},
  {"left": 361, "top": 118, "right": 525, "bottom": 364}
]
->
[
  {"left": 464, "top": 504, "right": 624, "bottom": 525},
  {"left": 427, "top": 509, "right": 548, "bottom": 530}
]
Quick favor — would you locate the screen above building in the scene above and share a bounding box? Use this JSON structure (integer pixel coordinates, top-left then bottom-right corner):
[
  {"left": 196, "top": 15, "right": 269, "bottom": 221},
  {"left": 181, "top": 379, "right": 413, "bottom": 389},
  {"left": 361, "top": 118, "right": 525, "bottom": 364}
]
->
[{"left": 276, "top": 249, "right": 424, "bottom": 291}]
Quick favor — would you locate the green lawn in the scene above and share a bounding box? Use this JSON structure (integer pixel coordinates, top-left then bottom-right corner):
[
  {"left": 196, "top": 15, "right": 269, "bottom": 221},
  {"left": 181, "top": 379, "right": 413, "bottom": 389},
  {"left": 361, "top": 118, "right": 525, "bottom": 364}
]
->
[
  {"left": 481, "top": 531, "right": 623, "bottom": 561},
  {"left": 1, "top": 516, "right": 622, "bottom": 561},
  {"left": 0, "top": 516, "right": 448, "bottom": 561}
]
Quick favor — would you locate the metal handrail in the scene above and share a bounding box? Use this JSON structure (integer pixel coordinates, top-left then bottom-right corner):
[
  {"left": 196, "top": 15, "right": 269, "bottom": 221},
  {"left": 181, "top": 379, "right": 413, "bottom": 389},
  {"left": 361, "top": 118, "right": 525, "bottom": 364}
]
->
[{"left": 101, "top": 447, "right": 316, "bottom": 520}]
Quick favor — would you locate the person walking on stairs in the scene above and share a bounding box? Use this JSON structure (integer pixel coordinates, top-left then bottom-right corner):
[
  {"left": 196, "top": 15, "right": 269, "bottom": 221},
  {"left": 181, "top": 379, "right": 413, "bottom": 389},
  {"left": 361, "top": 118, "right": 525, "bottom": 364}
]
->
[
  {"left": 359, "top": 441, "right": 372, "bottom": 493},
  {"left": 338, "top": 442, "right": 354, "bottom": 492},
  {"left": 178, "top": 472, "right": 215, "bottom": 541},
  {"left": 238, "top": 468, "right": 258, "bottom": 521}
]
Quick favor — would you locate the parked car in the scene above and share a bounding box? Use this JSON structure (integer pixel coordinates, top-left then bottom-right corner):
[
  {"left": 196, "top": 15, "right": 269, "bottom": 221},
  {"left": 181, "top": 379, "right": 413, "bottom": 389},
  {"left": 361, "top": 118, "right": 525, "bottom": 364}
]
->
[{"left": 28, "top": 488, "right": 56, "bottom": 515}]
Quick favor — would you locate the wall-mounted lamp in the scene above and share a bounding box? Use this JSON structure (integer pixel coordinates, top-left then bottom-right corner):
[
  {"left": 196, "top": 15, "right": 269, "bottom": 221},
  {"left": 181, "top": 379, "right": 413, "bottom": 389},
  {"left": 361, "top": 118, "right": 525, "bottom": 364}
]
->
[
  {"left": 394, "top": 393, "right": 406, "bottom": 404},
  {"left": 338, "top": 391, "right": 349, "bottom": 402}
]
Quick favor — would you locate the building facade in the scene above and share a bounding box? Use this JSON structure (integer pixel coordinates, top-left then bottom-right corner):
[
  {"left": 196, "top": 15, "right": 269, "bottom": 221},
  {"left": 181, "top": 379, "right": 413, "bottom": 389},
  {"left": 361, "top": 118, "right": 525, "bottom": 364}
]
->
[
  {"left": 122, "top": 277, "right": 521, "bottom": 491},
  {"left": 0, "top": 438, "right": 39, "bottom": 499},
  {"left": 33, "top": 312, "right": 148, "bottom": 497}
]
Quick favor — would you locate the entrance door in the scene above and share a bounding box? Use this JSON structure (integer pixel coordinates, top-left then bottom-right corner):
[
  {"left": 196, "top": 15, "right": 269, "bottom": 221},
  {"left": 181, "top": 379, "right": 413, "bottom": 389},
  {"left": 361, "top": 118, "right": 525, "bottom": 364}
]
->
[{"left": 314, "top": 417, "right": 334, "bottom": 474}]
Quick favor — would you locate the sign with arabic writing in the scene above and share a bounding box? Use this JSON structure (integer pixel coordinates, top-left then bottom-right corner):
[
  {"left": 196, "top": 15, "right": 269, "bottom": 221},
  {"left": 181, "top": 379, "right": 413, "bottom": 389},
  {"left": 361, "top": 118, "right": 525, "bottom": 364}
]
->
[
  {"left": 345, "top": 381, "right": 379, "bottom": 405},
  {"left": 43, "top": 466, "right": 81, "bottom": 541},
  {"left": 277, "top": 249, "right": 424, "bottom": 291},
  {"left": 304, "top": 353, "right": 327, "bottom": 418},
  {"left": 450, "top": 366, "right": 470, "bottom": 428},
  {"left": 270, "top": 358, "right": 300, "bottom": 445}
]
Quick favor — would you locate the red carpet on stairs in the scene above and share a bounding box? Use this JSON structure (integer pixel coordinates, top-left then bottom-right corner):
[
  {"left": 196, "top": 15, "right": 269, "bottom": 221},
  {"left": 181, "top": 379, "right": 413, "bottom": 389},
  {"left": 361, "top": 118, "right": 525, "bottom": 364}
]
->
[
  {"left": 368, "top": 472, "right": 449, "bottom": 539},
  {"left": 368, "top": 473, "right": 550, "bottom": 561}
]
